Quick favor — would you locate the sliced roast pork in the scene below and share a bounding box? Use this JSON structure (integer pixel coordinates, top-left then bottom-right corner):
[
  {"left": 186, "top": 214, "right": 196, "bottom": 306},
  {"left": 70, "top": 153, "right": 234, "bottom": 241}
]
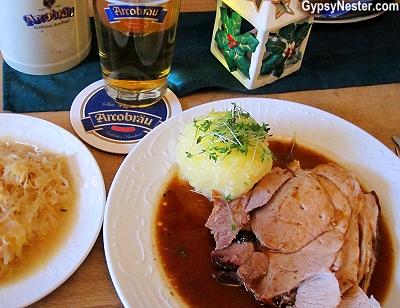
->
[
  {"left": 338, "top": 285, "right": 381, "bottom": 308},
  {"left": 206, "top": 161, "right": 381, "bottom": 307},
  {"left": 205, "top": 190, "right": 251, "bottom": 250},
  {"left": 333, "top": 212, "right": 360, "bottom": 294},
  {"left": 357, "top": 191, "right": 380, "bottom": 292},
  {"left": 295, "top": 272, "right": 341, "bottom": 308},
  {"left": 312, "top": 163, "right": 365, "bottom": 217},
  {"left": 251, "top": 169, "right": 335, "bottom": 253},
  {"left": 211, "top": 239, "right": 255, "bottom": 269},
  {"left": 238, "top": 230, "right": 344, "bottom": 304},
  {"left": 246, "top": 167, "right": 293, "bottom": 212}
]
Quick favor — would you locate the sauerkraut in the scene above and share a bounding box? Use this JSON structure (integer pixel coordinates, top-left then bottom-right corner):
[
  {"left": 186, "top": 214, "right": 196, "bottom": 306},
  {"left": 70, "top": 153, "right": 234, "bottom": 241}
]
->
[{"left": 0, "top": 141, "right": 73, "bottom": 278}]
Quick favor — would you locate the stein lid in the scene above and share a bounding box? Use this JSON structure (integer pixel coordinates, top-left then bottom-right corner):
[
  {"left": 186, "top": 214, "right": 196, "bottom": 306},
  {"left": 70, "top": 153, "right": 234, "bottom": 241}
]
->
[{"left": 70, "top": 80, "right": 182, "bottom": 154}]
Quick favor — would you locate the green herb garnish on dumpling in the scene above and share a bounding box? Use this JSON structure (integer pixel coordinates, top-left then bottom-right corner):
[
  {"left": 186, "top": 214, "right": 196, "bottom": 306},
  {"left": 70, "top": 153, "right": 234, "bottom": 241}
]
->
[{"left": 176, "top": 103, "right": 274, "bottom": 199}]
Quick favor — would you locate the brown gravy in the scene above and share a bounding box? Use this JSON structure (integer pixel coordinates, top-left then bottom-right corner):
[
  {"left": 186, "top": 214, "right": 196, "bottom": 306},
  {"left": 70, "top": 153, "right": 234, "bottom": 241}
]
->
[{"left": 155, "top": 140, "right": 394, "bottom": 307}]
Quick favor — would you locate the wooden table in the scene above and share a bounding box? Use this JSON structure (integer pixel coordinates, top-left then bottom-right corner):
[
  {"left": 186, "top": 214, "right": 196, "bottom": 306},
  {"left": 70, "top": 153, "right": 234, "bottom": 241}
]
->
[{"left": 1, "top": 1, "right": 399, "bottom": 307}]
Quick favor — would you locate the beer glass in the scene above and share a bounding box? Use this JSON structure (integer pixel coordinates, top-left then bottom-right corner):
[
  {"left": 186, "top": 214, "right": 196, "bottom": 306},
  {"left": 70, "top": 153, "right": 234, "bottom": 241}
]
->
[{"left": 93, "top": 0, "right": 181, "bottom": 107}]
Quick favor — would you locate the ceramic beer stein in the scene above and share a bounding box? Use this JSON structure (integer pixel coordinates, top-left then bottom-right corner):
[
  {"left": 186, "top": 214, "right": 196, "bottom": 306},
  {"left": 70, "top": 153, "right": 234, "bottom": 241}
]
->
[{"left": 0, "top": 0, "right": 92, "bottom": 75}]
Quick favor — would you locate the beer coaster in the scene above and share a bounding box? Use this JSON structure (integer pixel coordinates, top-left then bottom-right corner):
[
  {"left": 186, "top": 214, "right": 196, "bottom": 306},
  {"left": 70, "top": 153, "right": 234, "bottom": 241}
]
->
[{"left": 70, "top": 80, "right": 182, "bottom": 154}]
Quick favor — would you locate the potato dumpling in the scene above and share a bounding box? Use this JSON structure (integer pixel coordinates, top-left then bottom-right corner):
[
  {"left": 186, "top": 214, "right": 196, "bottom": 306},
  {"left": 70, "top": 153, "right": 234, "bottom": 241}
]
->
[{"left": 176, "top": 104, "right": 273, "bottom": 199}]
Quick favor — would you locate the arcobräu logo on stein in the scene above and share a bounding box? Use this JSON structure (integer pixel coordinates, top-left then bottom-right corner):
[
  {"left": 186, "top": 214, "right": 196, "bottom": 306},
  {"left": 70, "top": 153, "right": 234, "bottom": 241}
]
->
[{"left": 23, "top": 0, "right": 75, "bottom": 27}]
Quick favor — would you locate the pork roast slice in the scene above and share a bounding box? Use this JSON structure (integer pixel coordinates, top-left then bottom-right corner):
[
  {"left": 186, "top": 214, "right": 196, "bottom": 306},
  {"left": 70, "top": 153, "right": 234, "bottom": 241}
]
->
[
  {"left": 238, "top": 230, "right": 344, "bottom": 304},
  {"left": 312, "top": 173, "right": 352, "bottom": 235},
  {"left": 211, "top": 240, "right": 255, "bottom": 269},
  {"left": 312, "top": 163, "right": 365, "bottom": 216},
  {"left": 246, "top": 167, "right": 293, "bottom": 212},
  {"left": 236, "top": 251, "right": 270, "bottom": 299},
  {"left": 334, "top": 212, "right": 360, "bottom": 294},
  {"left": 205, "top": 190, "right": 251, "bottom": 250},
  {"left": 338, "top": 284, "right": 381, "bottom": 308},
  {"left": 358, "top": 191, "right": 380, "bottom": 292},
  {"left": 251, "top": 170, "right": 335, "bottom": 253},
  {"left": 312, "top": 163, "right": 380, "bottom": 294},
  {"left": 295, "top": 272, "right": 341, "bottom": 308}
]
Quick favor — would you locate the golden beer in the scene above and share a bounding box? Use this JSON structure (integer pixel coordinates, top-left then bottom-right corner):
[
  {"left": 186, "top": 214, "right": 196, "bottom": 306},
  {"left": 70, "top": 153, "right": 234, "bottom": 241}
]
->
[{"left": 93, "top": 0, "right": 181, "bottom": 107}]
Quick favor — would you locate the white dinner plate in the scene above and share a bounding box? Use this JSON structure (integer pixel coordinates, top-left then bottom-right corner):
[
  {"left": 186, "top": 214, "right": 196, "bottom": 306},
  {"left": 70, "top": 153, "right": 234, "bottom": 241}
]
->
[
  {"left": 0, "top": 113, "right": 105, "bottom": 307},
  {"left": 104, "top": 98, "right": 400, "bottom": 307}
]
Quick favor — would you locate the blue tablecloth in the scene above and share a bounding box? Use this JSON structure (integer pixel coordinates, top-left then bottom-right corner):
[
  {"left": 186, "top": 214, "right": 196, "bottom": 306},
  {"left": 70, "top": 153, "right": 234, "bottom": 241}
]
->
[{"left": 3, "top": 11, "right": 400, "bottom": 112}]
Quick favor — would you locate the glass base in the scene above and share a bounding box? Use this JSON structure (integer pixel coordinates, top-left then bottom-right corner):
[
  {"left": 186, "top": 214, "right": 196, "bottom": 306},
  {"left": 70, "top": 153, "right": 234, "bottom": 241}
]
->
[{"left": 105, "top": 83, "right": 167, "bottom": 108}]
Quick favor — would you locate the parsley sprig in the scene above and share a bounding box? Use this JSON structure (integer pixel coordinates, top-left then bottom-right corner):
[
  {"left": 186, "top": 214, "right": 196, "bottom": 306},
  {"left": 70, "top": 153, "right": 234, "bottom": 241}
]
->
[{"left": 186, "top": 103, "right": 272, "bottom": 163}]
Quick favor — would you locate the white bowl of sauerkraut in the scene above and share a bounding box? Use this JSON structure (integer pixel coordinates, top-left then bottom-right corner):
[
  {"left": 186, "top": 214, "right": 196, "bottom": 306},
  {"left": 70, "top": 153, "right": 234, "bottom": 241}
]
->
[{"left": 0, "top": 113, "right": 105, "bottom": 307}]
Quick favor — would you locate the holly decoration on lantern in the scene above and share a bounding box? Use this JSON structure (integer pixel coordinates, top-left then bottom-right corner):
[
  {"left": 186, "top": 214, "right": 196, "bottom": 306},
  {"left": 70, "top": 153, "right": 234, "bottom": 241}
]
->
[
  {"left": 260, "top": 22, "right": 312, "bottom": 78},
  {"left": 215, "top": 7, "right": 259, "bottom": 79}
]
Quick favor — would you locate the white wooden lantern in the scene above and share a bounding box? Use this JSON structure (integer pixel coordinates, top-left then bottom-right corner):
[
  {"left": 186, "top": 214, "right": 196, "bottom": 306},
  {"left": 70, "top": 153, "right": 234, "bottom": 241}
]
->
[{"left": 210, "top": 0, "right": 314, "bottom": 90}]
